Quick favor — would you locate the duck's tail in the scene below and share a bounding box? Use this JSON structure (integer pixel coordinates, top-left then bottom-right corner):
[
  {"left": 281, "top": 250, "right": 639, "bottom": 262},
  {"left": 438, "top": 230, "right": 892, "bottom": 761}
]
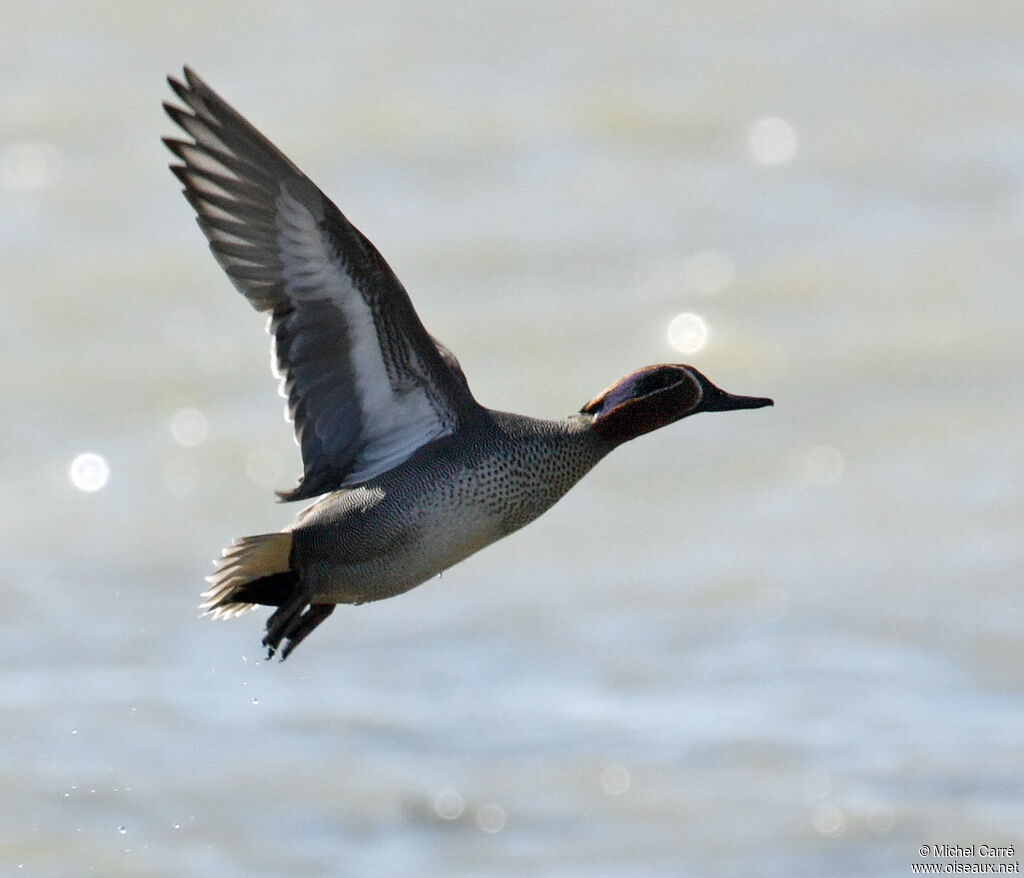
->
[{"left": 200, "top": 532, "right": 295, "bottom": 618}]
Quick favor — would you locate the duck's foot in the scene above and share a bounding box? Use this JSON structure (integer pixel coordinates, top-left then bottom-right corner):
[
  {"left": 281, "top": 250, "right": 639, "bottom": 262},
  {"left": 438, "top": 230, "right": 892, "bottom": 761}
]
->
[{"left": 263, "top": 601, "right": 335, "bottom": 661}]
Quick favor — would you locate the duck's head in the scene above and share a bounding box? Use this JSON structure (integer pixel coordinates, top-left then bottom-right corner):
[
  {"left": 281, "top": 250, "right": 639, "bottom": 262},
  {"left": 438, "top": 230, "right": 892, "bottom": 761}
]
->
[{"left": 580, "top": 364, "right": 773, "bottom": 444}]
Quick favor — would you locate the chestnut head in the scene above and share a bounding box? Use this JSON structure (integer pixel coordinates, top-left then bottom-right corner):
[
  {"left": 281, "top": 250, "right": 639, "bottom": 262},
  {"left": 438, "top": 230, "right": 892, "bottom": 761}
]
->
[{"left": 580, "top": 364, "right": 773, "bottom": 444}]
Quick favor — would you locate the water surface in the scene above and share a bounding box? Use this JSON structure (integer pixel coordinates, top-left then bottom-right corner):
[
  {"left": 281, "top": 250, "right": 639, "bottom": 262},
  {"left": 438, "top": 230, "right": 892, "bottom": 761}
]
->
[{"left": 2, "top": 3, "right": 1022, "bottom": 875}]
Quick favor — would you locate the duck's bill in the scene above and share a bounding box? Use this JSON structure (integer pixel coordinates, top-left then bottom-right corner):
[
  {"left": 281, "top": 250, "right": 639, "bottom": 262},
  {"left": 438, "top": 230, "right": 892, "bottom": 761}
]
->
[{"left": 702, "top": 387, "right": 775, "bottom": 412}]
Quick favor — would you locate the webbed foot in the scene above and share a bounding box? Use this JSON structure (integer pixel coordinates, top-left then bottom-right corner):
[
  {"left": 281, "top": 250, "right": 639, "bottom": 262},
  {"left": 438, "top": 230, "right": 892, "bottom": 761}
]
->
[{"left": 263, "top": 601, "right": 335, "bottom": 660}]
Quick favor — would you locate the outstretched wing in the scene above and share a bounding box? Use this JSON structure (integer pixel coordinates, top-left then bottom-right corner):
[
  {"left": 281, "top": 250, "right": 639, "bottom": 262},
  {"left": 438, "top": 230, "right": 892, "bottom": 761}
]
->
[{"left": 164, "top": 67, "right": 480, "bottom": 500}]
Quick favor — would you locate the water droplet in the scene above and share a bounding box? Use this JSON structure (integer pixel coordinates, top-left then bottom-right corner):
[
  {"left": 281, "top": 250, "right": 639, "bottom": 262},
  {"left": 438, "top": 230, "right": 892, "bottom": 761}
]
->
[
  {"left": 251, "top": 697, "right": 259, "bottom": 705},
  {"left": 749, "top": 116, "right": 798, "bottom": 165},
  {"left": 68, "top": 452, "right": 110, "bottom": 492},
  {"left": 117, "top": 825, "right": 127, "bottom": 835},
  {"left": 70, "top": 728, "right": 78, "bottom": 735}
]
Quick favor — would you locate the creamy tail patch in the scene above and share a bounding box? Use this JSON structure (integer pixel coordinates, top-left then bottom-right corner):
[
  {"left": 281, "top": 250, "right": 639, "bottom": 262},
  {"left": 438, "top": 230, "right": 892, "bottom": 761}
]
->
[{"left": 201, "top": 532, "right": 292, "bottom": 619}]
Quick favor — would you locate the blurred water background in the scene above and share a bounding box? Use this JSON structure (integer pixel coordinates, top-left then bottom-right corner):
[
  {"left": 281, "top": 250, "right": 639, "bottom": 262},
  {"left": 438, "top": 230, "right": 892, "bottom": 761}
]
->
[{"left": 2, "top": 2, "right": 1023, "bottom": 875}]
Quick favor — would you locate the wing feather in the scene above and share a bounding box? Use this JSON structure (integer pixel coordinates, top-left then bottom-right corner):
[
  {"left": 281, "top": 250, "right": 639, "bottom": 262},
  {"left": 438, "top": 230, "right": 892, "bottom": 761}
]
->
[{"left": 164, "top": 67, "right": 481, "bottom": 500}]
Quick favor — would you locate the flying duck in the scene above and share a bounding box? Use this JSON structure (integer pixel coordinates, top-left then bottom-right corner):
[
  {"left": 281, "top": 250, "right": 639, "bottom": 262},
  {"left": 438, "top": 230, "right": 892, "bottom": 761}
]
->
[{"left": 163, "top": 67, "right": 773, "bottom": 660}]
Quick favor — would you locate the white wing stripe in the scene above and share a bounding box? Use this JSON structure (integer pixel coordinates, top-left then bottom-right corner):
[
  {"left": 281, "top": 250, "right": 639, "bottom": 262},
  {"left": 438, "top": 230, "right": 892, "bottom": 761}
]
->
[{"left": 273, "top": 184, "right": 451, "bottom": 484}]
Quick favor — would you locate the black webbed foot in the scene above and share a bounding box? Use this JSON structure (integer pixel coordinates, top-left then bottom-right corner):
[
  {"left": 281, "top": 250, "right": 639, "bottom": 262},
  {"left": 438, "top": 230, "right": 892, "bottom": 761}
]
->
[{"left": 263, "top": 601, "right": 335, "bottom": 660}]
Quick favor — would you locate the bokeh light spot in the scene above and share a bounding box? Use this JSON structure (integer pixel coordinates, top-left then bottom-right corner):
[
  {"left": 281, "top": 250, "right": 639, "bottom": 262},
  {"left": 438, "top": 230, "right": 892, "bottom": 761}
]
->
[
  {"left": 865, "top": 803, "right": 895, "bottom": 833},
  {"left": 600, "top": 764, "right": 631, "bottom": 796},
  {"left": 245, "top": 446, "right": 284, "bottom": 489},
  {"left": 475, "top": 803, "right": 506, "bottom": 833},
  {"left": 170, "top": 408, "right": 208, "bottom": 446},
  {"left": 667, "top": 312, "right": 709, "bottom": 354},
  {"left": 434, "top": 789, "right": 465, "bottom": 821},
  {"left": 163, "top": 456, "right": 201, "bottom": 496},
  {"left": 812, "top": 803, "right": 845, "bottom": 836},
  {"left": 748, "top": 116, "right": 798, "bottom": 165},
  {"left": 1, "top": 142, "right": 64, "bottom": 189},
  {"left": 754, "top": 586, "right": 790, "bottom": 623},
  {"left": 683, "top": 249, "right": 735, "bottom": 296},
  {"left": 803, "top": 445, "right": 845, "bottom": 484},
  {"left": 69, "top": 453, "right": 110, "bottom": 492}
]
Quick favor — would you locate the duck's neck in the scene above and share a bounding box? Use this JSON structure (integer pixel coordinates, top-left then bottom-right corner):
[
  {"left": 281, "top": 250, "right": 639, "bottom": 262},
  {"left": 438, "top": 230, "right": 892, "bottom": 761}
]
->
[{"left": 467, "top": 410, "right": 613, "bottom": 532}]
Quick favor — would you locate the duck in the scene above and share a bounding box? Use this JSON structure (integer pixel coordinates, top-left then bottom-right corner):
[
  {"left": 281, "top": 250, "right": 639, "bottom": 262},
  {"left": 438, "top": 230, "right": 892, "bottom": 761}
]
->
[{"left": 163, "top": 67, "right": 773, "bottom": 660}]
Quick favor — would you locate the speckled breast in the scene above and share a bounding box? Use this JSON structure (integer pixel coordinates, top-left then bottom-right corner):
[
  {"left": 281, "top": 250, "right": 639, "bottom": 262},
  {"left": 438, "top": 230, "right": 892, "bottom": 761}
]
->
[{"left": 291, "top": 411, "right": 611, "bottom": 604}]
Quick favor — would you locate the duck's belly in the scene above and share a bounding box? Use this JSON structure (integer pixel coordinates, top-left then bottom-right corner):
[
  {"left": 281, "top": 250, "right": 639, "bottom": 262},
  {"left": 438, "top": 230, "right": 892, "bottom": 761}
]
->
[
  {"left": 290, "top": 472, "right": 535, "bottom": 605},
  {"left": 288, "top": 413, "right": 609, "bottom": 605},
  {"left": 353, "top": 507, "right": 503, "bottom": 603}
]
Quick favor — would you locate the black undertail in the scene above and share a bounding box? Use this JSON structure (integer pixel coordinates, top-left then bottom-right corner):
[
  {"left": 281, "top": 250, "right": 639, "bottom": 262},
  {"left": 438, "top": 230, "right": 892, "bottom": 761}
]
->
[
  {"left": 232, "top": 571, "right": 297, "bottom": 607},
  {"left": 234, "top": 571, "right": 336, "bottom": 660}
]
